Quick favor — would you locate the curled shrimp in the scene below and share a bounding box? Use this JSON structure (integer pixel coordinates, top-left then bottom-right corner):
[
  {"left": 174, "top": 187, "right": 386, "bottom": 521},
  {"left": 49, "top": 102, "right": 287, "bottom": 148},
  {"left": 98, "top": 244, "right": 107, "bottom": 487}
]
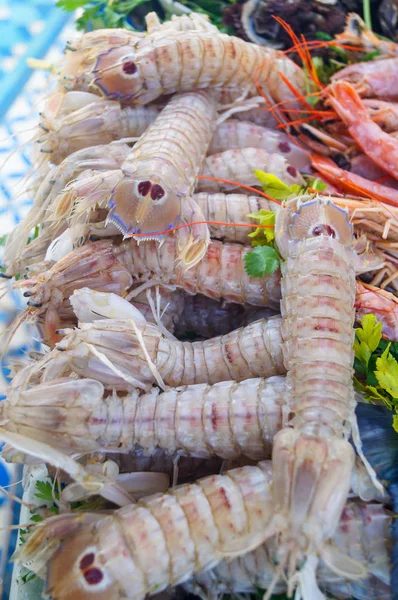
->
[{"left": 327, "top": 80, "right": 398, "bottom": 181}]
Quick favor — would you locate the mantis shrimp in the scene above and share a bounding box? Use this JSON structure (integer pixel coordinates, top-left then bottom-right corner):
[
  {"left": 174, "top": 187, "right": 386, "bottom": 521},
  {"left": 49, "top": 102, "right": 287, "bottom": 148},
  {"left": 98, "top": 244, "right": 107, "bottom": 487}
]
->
[
  {"left": 264, "top": 195, "right": 382, "bottom": 598},
  {"left": 14, "top": 460, "right": 386, "bottom": 600},
  {"left": 55, "top": 21, "right": 306, "bottom": 112}
]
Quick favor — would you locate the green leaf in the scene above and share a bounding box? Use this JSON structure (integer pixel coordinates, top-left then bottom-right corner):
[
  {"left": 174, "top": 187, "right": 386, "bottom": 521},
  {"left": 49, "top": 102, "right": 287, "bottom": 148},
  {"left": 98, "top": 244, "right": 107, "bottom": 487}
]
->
[
  {"left": 56, "top": 0, "right": 89, "bottom": 11},
  {"left": 362, "top": 49, "right": 381, "bottom": 61},
  {"left": 21, "top": 570, "right": 36, "bottom": 584},
  {"left": 0, "top": 233, "right": 8, "bottom": 246},
  {"left": 305, "top": 176, "right": 328, "bottom": 192},
  {"left": 254, "top": 170, "right": 301, "bottom": 200},
  {"left": 29, "top": 513, "right": 44, "bottom": 523},
  {"left": 375, "top": 344, "right": 398, "bottom": 398},
  {"left": 35, "top": 480, "right": 59, "bottom": 503},
  {"left": 247, "top": 209, "right": 276, "bottom": 244},
  {"left": 356, "top": 314, "right": 383, "bottom": 354},
  {"left": 244, "top": 246, "right": 280, "bottom": 278},
  {"left": 354, "top": 338, "right": 372, "bottom": 369},
  {"left": 315, "top": 32, "right": 332, "bottom": 41}
]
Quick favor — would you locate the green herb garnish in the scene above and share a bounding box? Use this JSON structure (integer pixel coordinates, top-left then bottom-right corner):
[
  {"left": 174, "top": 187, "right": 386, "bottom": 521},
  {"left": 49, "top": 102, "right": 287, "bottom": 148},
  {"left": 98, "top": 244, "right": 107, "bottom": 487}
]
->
[
  {"left": 244, "top": 245, "right": 280, "bottom": 278},
  {"left": 354, "top": 313, "right": 398, "bottom": 431}
]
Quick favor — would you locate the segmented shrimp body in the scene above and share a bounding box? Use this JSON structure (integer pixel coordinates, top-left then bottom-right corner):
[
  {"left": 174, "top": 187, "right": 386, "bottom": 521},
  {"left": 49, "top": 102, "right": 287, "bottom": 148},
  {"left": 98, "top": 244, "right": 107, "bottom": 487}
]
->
[
  {"left": 108, "top": 90, "right": 217, "bottom": 239},
  {"left": 268, "top": 196, "right": 364, "bottom": 595},
  {"left": 2, "top": 376, "right": 286, "bottom": 459},
  {"left": 207, "top": 119, "right": 309, "bottom": 170},
  {"left": 332, "top": 56, "right": 398, "bottom": 100},
  {"left": 39, "top": 97, "right": 160, "bottom": 165},
  {"left": 17, "top": 237, "right": 282, "bottom": 344},
  {"left": 16, "top": 314, "right": 284, "bottom": 390},
  {"left": 58, "top": 28, "right": 306, "bottom": 110},
  {"left": 19, "top": 462, "right": 275, "bottom": 600},
  {"left": 327, "top": 80, "right": 398, "bottom": 180},
  {"left": 198, "top": 148, "right": 305, "bottom": 193},
  {"left": 191, "top": 502, "right": 392, "bottom": 600},
  {"left": 194, "top": 192, "right": 277, "bottom": 244}
]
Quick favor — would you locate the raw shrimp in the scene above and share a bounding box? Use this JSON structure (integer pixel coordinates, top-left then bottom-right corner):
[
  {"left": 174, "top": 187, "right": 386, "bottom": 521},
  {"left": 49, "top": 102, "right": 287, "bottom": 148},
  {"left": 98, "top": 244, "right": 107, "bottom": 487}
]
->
[
  {"left": 1, "top": 376, "right": 286, "bottom": 460},
  {"left": 355, "top": 281, "right": 398, "bottom": 340},
  {"left": 207, "top": 119, "right": 310, "bottom": 170},
  {"left": 56, "top": 25, "right": 306, "bottom": 110},
  {"left": 311, "top": 153, "right": 398, "bottom": 207},
  {"left": 38, "top": 93, "right": 160, "bottom": 165},
  {"left": 14, "top": 237, "right": 282, "bottom": 344},
  {"left": 107, "top": 90, "right": 217, "bottom": 241},
  {"left": 194, "top": 192, "right": 277, "bottom": 244},
  {"left": 327, "top": 80, "right": 398, "bottom": 180},
  {"left": 17, "top": 462, "right": 276, "bottom": 600},
  {"left": 267, "top": 196, "right": 371, "bottom": 597},
  {"left": 331, "top": 56, "right": 398, "bottom": 100},
  {"left": 3, "top": 143, "right": 132, "bottom": 273},
  {"left": 11, "top": 313, "right": 285, "bottom": 391},
  {"left": 190, "top": 502, "right": 392, "bottom": 600},
  {"left": 197, "top": 147, "right": 305, "bottom": 193},
  {"left": 363, "top": 99, "right": 398, "bottom": 132}
]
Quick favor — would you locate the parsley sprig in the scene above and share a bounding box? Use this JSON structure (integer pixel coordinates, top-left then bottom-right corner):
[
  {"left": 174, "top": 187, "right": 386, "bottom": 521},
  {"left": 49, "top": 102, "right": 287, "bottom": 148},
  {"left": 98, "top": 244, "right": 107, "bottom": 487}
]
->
[{"left": 354, "top": 314, "right": 398, "bottom": 431}]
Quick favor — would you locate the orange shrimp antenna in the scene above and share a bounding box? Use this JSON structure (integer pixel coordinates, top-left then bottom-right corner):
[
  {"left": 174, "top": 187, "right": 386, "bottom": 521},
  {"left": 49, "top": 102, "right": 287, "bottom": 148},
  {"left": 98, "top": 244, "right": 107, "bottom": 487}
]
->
[
  {"left": 272, "top": 16, "right": 322, "bottom": 89},
  {"left": 133, "top": 220, "right": 275, "bottom": 238}
]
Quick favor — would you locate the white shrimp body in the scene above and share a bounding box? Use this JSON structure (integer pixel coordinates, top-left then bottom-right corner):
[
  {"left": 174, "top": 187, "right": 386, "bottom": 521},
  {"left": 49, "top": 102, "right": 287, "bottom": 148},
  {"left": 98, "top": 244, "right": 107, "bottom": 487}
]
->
[
  {"left": 269, "top": 196, "right": 362, "bottom": 594},
  {"left": 32, "top": 314, "right": 285, "bottom": 390},
  {"left": 19, "top": 462, "right": 275, "bottom": 600},
  {"left": 208, "top": 120, "right": 310, "bottom": 171},
  {"left": 40, "top": 99, "right": 160, "bottom": 165},
  {"left": 190, "top": 502, "right": 392, "bottom": 600},
  {"left": 2, "top": 376, "right": 286, "bottom": 459},
  {"left": 108, "top": 90, "right": 217, "bottom": 238},
  {"left": 19, "top": 237, "right": 282, "bottom": 343},
  {"left": 59, "top": 27, "right": 306, "bottom": 110},
  {"left": 197, "top": 148, "right": 304, "bottom": 193},
  {"left": 193, "top": 192, "right": 277, "bottom": 243}
]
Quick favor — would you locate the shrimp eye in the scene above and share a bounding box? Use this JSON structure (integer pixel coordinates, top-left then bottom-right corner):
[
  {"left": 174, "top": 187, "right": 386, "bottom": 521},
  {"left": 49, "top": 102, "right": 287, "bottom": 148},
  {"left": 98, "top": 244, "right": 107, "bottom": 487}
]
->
[
  {"left": 150, "top": 184, "right": 165, "bottom": 202},
  {"left": 122, "top": 61, "right": 138, "bottom": 75},
  {"left": 84, "top": 568, "right": 104, "bottom": 585},
  {"left": 79, "top": 553, "right": 95, "bottom": 570},
  {"left": 312, "top": 224, "right": 336, "bottom": 238},
  {"left": 138, "top": 181, "right": 152, "bottom": 196},
  {"left": 278, "top": 141, "right": 290, "bottom": 153}
]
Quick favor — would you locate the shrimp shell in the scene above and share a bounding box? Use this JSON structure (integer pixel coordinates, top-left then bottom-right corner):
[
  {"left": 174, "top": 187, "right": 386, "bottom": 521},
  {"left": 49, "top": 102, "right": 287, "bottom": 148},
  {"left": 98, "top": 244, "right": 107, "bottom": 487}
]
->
[
  {"left": 2, "top": 376, "right": 286, "bottom": 459},
  {"left": 40, "top": 100, "right": 160, "bottom": 165},
  {"left": 36, "top": 314, "right": 285, "bottom": 390},
  {"left": 197, "top": 148, "right": 304, "bottom": 192},
  {"left": 20, "top": 237, "right": 282, "bottom": 330},
  {"left": 208, "top": 119, "right": 309, "bottom": 171},
  {"left": 269, "top": 196, "right": 363, "bottom": 593},
  {"left": 108, "top": 90, "right": 217, "bottom": 237},
  {"left": 60, "top": 28, "right": 306, "bottom": 109},
  {"left": 19, "top": 462, "right": 275, "bottom": 600}
]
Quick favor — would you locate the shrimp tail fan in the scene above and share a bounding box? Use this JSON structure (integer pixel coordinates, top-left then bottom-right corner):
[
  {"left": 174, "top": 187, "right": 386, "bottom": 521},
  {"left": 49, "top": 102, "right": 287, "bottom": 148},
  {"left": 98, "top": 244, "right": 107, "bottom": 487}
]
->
[{"left": 355, "top": 401, "right": 398, "bottom": 600}]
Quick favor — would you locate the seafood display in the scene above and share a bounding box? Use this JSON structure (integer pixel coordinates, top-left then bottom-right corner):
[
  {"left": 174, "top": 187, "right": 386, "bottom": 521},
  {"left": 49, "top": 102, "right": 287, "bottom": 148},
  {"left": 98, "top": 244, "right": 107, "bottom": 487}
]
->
[{"left": 2, "top": 10, "right": 398, "bottom": 600}]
